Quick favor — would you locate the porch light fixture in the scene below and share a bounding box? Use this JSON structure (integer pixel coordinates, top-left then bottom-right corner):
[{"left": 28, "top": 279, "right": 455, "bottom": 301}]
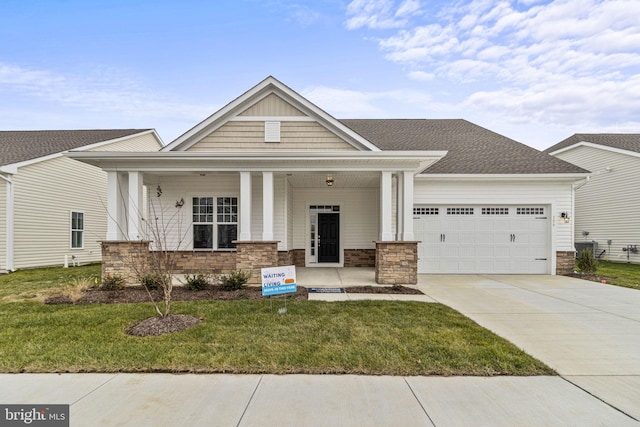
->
[
  {"left": 325, "top": 175, "right": 334, "bottom": 187},
  {"left": 560, "top": 212, "right": 570, "bottom": 223}
]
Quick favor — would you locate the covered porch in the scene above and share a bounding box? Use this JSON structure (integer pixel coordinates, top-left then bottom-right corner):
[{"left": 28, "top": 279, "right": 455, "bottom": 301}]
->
[{"left": 67, "top": 151, "right": 446, "bottom": 284}]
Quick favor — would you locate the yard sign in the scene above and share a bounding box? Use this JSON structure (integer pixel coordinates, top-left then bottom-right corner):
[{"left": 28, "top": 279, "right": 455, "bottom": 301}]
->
[{"left": 261, "top": 265, "right": 297, "bottom": 296}]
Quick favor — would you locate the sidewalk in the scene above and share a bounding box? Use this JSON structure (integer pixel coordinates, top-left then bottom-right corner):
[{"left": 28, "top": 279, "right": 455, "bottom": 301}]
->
[{"left": 1, "top": 373, "right": 636, "bottom": 426}]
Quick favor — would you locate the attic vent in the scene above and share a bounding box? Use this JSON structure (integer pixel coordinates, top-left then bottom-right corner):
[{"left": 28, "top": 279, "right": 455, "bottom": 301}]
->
[{"left": 264, "top": 121, "right": 281, "bottom": 142}]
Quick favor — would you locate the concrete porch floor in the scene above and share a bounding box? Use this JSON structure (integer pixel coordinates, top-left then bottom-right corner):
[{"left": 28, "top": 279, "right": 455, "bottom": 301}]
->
[{"left": 295, "top": 267, "right": 378, "bottom": 288}]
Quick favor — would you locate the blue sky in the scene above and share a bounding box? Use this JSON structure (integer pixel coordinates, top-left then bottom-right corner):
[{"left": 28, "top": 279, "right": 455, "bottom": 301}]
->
[{"left": 1, "top": 0, "right": 638, "bottom": 150}]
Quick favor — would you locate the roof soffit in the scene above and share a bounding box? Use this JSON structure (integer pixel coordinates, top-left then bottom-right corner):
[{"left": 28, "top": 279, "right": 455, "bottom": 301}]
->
[{"left": 162, "top": 76, "right": 380, "bottom": 152}]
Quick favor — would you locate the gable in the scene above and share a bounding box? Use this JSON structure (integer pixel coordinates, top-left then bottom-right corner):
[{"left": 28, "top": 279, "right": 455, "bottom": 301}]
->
[{"left": 164, "top": 76, "right": 379, "bottom": 152}]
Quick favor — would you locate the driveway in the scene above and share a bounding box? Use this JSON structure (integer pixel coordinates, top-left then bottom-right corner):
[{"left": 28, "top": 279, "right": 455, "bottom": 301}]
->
[{"left": 418, "top": 274, "right": 640, "bottom": 421}]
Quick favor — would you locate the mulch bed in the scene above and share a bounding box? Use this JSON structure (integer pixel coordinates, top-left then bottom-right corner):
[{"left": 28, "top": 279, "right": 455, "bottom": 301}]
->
[
  {"left": 51, "top": 285, "right": 309, "bottom": 305},
  {"left": 566, "top": 273, "right": 614, "bottom": 284},
  {"left": 126, "top": 314, "right": 203, "bottom": 337}
]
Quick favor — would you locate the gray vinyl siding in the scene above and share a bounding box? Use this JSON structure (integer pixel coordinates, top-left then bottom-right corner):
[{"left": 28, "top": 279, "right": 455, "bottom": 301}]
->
[
  {"left": 87, "top": 131, "right": 162, "bottom": 152},
  {"left": 188, "top": 121, "right": 358, "bottom": 152},
  {"left": 12, "top": 156, "right": 106, "bottom": 268},
  {"left": 239, "top": 93, "right": 305, "bottom": 116},
  {"left": 555, "top": 146, "right": 640, "bottom": 263}
]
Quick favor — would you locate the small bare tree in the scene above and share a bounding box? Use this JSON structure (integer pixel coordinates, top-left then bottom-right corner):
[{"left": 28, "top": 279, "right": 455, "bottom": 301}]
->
[{"left": 105, "top": 184, "right": 190, "bottom": 318}]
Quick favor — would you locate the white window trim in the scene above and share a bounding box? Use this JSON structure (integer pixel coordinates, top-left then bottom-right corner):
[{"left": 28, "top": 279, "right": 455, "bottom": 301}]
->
[
  {"left": 190, "top": 195, "right": 239, "bottom": 251},
  {"left": 70, "top": 210, "right": 84, "bottom": 250}
]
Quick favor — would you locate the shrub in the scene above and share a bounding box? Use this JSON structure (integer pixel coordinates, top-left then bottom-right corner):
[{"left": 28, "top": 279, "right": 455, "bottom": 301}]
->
[
  {"left": 219, "top": 270, "right": 251, "bottom": 291},
  {"left": 140, "top": 273, "right": 163, "bottom": 290},
  {"left": 576, "top": 248, "right": 598, "bottom": 274},
  {"left": 185, "top": 273, "right": 211, "bottom": 291},
  {"left": 101, "top": 274, "right": 125, "bottom": 290}
]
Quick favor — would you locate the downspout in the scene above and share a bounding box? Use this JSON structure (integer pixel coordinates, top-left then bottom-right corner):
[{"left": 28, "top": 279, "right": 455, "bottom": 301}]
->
[
  {"left": 0, "top": 172, "right": 14, "bottom": 272},
  {"left": 570, "top": 176, "right": 590, "bottom": 256}
]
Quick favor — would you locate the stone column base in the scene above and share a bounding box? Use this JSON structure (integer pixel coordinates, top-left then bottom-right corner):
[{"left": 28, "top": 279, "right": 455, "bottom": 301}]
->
[
  {"left": 375, "top": 241, "right": 418, "bottom": 285},
  {"left": 101, "top": 240, "right": 151, "bottom": 283},
  {"left": 556, "top": 251, "right": 576, "bottom": 275},
  {"left": 235, "top": 241, "right": 279, "bottom": 284}
]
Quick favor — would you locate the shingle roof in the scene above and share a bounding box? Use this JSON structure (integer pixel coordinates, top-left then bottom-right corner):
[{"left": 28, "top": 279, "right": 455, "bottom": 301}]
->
[
  {"left": 0, "top": 129, "right": 151, "bottom": 167},
  {"left": 340, "top": 119, "right": 588, "bottom": 174},
  {"left": 544, "top": 133, "right": 640, "bottom": 155}
]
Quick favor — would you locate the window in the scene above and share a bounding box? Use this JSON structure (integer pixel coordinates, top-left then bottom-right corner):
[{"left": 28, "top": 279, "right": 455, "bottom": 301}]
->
[
  {"left": 517, "top": 207, "right": 545, "bottom": 215},
  {"left": 447, "top": 207, "right": 474, "bottom": 215},
  {"left": 414, "top": 207, "right": 439, "bottom": 215},
  {"left": 482, "top": 207, "right": 509, "bottom": 215},
  {"left": 193, "top": 197, "right": 214, "bottom": 249},
  {"left": 192, "top": 197, "right": 238, "bottom": 249},
  {"left": 71, "top": 211, "right": 84, "bottom": 249},
  {"left": 217, "top": 197, "right": 238, "bottom": 249}
]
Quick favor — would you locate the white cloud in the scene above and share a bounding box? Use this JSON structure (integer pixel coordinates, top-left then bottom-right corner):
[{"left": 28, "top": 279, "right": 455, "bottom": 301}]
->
[
  {"left": 345, "top": 0, "right": 422, "bottom": 30},
  {"left": 345, "top": 0, "right": 640, "bottom": 133}
]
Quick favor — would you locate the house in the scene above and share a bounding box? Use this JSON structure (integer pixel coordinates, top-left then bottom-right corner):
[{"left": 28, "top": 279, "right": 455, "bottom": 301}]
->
[
  {"left": 545, "top": 134, "right": 640, "bottom": 264},
  {"left": 67, "top": 77, "right": 588, "bottom": 284},
  {"left": 0, "top": 129, "right": 163, "bottom": 272}
]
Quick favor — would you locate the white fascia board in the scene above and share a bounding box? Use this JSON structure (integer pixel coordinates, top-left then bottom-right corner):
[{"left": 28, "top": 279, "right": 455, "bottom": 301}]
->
[
  {"left": 65, "top": 150, "right": 447, "bottom": 173},
  {"left": 549, "top": 141, "right": 640, "bottom": 158},
  {"left": 0, "top": 165, "right": 18, "bottom": 175},
  {"left": 416, "top": 173, "right": 590, "bottom": 181},
  {"left": 162, "top": 76, "right": 381, "bottom": 152}
]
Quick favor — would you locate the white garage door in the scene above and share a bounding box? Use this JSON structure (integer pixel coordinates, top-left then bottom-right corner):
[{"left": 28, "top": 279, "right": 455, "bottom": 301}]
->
[{"left": 414, "top": 206, "right": 550, "bottom": 274}]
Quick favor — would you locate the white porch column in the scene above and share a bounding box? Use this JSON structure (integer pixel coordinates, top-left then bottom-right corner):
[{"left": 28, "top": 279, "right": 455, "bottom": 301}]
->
[
  {"left": 396, "top": 172, "right": 404, "bottom": 240},
  {"left": 106, "top": 171, "right": 121, "bottom": 240},
  {"left": 400, "top": 170, "right": 415, "bottom": 241},
  {"left": 380, "top": 171, "right": 393, "bottom": 240},
  {"left": 262, "top": 172, "right": 274, "bottom": 241},
  {"left": 127, "top": 171, "right": 143, "bottom": 240},
  {"left": 239, "top": 171, "right": 252, "bottom": 241}
]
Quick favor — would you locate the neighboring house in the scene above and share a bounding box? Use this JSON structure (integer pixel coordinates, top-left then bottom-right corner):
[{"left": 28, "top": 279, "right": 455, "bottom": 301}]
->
[
  {"left": 67, "top": 77, "right": 587, "bottom": 284},
  {"left": 545, "top": 134, "right": 640, "bottom": 264},
  {"left": 0, "top": 129, "right": 164, "bottom": 272}
]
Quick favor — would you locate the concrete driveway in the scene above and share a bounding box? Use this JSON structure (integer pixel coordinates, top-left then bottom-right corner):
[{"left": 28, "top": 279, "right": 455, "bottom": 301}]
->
[{"left": 418, "top": 274, "right": 640, "bottom": 421}]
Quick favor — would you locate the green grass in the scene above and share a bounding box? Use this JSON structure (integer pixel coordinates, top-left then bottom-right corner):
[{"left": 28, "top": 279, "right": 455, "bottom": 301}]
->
[
  {"left": 596, "top": 261, "right": 640, "bottom": 290},
  {"left": 0, "top": 300, "right": 553, "bottom": 376},
  {"left": 0, "top": 265, "right": 554, "bottom": 376},
  {"left": 0, "top": 264, "right": 101, "bottom": 302}
]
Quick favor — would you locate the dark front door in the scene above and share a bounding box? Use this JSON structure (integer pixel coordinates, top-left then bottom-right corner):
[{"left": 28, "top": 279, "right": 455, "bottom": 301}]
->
[{"left": 318, "top": 213, "right": 339, "bottom": 263}]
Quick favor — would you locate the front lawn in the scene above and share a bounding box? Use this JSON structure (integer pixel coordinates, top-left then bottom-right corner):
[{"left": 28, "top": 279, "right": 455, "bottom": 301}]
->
[
  {"left": 0, "top": 300, "right": 553, "bottom": 376},
  {"left": 588, "top": 261, "right": 640, "bottom": 290}
]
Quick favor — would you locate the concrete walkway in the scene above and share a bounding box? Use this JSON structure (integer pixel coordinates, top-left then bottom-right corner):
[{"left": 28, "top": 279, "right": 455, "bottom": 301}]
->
[
  {"left": 1, "top": 272, "right": 639, "bottom": 426},
  {"left": 417, "top": 274, "right": 640, "bottom": 423},
  {"left": 0, "top": 373, "right": 636, "bottom": 426}
]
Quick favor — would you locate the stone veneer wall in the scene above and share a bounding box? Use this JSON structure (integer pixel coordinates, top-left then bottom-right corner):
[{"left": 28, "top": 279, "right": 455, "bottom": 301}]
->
[
  {"left": 556, "top": 251, "right": 576, "bottom": 275},
  {"left": 235, "top": 241, "right": 279, "bottom": 284},
  {"left": 344, "top": 249, "right": 376, "bottom": 267},
  {"left": 375, "top": 241, "right": 418, "bottom": 285},
  {"left": 101, "top": 241, "right": 151, "bottom": 283},
  {"left": 173, "top": 251, "right": 236, "bottom": 274}
]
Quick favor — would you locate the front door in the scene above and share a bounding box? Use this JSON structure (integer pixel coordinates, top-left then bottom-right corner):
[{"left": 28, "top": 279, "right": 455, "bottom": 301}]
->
[{"left": 318, "top": 213, "right": 339, "bottom": 263}]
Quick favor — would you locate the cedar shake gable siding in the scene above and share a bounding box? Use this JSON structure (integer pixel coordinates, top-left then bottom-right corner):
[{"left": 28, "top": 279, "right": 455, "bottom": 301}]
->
[
  {"left": 0, "top": 129, "right": 153, "bottom": 166},
  {"left": 341, "top": 119, "right": 588, "bottom": 174},
  {"left": 544, "top": 134, "right": 640, "bottom": 155}
]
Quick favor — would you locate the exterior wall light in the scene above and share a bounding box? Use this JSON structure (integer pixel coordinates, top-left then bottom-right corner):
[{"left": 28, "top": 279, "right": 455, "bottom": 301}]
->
[
  {"left": 326, "top": 175, "right": 334, "bottom": 187},
  {"left": 560, "top": 212, "right": 570, "bottom": 223}
]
